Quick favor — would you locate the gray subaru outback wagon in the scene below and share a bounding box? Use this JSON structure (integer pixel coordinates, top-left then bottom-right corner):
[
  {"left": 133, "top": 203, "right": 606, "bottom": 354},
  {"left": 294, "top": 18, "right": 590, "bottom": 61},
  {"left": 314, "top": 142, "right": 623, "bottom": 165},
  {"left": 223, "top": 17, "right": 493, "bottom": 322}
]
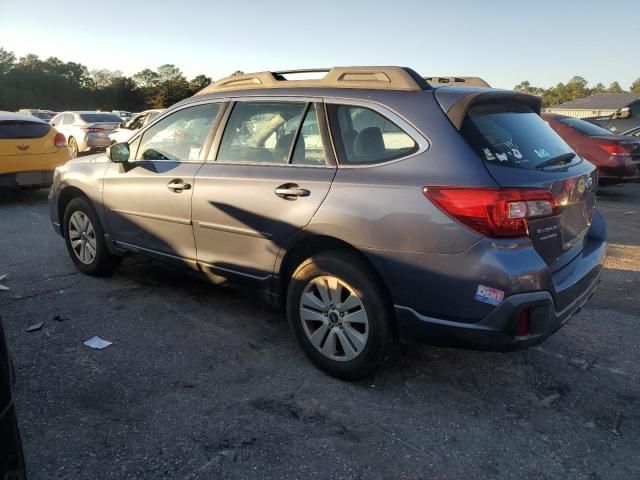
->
[{"left": 49, "top": 67, "right": 606, "bottom": 380}]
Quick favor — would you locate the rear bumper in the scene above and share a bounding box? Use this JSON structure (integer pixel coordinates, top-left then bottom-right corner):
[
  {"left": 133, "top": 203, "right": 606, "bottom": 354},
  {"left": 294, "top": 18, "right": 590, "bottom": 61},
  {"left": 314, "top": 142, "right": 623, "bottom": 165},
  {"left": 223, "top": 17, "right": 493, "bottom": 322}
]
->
[
  {"left": 395, "top": 269, "right": 602, "bottom": 351},
  {"left": 0, "top": 170, "right": 54, "bottom": 188},
  {"left": 597, "top": 161, "right": 640, "bottom": 183},
  {"left": 85, "top": 133, "right": 111, "bottom": 150}
]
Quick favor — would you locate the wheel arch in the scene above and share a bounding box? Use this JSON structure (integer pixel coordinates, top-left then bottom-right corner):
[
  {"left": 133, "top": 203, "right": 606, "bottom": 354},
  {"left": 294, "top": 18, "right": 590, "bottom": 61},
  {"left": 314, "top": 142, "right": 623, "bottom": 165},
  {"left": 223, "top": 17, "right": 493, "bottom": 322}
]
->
[
  {"left": 57, "top": 186, "right": 90, "bottom": 237},
  {"left": 277, "top": 234, "right": 395, "bottom": 317}
]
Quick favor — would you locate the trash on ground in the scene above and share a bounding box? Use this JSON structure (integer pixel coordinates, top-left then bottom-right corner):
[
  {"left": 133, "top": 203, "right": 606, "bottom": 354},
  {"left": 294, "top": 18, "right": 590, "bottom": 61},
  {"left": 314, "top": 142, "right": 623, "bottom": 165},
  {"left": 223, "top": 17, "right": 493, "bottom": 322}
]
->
[
  {"left": 26, "top": 321, "right": 45, "bottom": 332},
  {"left": 0, "top": 273, "right": 9, "bottom": 291},
  {"left": 83, "top": 336, "right": 113, "bottom": 350}
]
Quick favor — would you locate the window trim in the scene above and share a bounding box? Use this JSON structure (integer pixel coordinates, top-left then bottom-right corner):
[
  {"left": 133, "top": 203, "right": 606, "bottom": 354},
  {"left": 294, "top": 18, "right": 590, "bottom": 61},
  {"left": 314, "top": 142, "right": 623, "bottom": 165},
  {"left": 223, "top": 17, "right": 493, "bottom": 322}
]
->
[
  {"left": 323, "top": 98, "right": 429, "bottom": 168},
  {"left": 207, "top": 96, "right": 336, "bottom": 168},
  {"left": 127, "top": 100, "right": 227, "bottom": 163}
]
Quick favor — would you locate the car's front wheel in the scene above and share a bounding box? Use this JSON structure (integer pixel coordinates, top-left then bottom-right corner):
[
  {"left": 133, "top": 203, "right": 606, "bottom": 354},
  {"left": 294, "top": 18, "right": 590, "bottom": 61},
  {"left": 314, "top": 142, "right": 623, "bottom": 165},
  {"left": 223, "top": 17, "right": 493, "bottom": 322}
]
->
[
  {"left": 63, "top": 197, "right": 121, "bottom": 276},
  {"left": 287, "top": 250, "right": 393, "bottom": 380}
]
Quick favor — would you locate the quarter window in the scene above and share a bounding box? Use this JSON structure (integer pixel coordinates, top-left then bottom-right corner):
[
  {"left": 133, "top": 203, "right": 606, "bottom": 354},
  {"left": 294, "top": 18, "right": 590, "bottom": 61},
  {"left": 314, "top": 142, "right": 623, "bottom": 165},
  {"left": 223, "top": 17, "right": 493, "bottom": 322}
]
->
[
  {"left": 329, "top": 105, "right": 418, "bottom": 165},
  {"left": 135, "top": 103, "right": 219, "bottom": 161},
  {"left": 217, "top": 102, "right": 306, "bottom": 164}
]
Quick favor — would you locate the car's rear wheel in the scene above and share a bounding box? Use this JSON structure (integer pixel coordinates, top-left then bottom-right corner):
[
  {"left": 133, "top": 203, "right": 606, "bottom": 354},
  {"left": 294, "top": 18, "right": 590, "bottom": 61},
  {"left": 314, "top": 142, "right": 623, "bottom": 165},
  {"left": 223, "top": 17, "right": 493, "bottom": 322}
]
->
[
  {"left": 68, "top": 137, "right": 78, "bottom": 158},
  {"left": 287, "top": 250, "right": 393, "bottom": 380},
  {"left": 63, "top": 197, "right": 121, "bottom": 276}
]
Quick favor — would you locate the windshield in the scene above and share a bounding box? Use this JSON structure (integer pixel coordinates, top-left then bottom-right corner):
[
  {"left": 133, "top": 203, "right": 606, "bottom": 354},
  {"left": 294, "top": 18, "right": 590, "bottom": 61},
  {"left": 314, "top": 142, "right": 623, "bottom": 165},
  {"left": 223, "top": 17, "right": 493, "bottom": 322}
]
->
[
  {"left": 558, "top": 117, "right": 616, "bottom": 137},
  {"left": 0, "top": 120, "right": 50, "bottom": 139},
  {"left": 80, "top": 113, "right": 123, "bottom": 123},
  {"left": 461, "top": 102, "right": 574, "bottom": 170}
]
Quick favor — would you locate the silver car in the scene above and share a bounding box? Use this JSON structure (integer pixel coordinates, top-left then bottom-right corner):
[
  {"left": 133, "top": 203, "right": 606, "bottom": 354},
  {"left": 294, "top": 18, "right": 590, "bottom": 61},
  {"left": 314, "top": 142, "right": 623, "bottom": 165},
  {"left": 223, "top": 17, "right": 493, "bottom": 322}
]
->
[{"left": 50, "top": 111, "right": 123, "bottom": 157}]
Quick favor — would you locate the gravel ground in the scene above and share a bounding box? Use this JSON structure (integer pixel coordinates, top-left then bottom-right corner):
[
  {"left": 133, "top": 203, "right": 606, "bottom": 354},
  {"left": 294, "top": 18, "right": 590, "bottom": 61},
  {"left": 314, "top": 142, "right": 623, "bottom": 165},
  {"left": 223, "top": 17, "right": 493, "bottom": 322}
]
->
[{"left": 1, "top": 183, "right": 639, "bottom": 480}]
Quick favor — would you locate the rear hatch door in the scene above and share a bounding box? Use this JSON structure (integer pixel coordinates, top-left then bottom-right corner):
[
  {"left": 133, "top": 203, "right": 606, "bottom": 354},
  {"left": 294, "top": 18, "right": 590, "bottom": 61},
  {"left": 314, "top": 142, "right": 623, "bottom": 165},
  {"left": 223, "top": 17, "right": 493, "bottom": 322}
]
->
[
  {"left": 452, "top": 93, "right": 597, "bottom": 271},
  {"left": 0, "top": 120, "right": 57, "bottom": 155}
]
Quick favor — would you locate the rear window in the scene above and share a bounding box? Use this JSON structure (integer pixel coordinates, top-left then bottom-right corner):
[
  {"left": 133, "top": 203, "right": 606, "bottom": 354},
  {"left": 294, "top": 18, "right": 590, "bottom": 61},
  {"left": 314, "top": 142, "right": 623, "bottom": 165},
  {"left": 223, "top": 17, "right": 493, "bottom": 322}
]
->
[
  {"left": 558, "top": 117, "right": 614, "bottom": 136},
  {"left": 0, "top": 120, "right": 50, "bottom": 139},
  {"left": 461, "top": 102, "right": 574, "bottom": 169},
  {"left": 79, "top": 113, "right": 123, "bottom": 123}
]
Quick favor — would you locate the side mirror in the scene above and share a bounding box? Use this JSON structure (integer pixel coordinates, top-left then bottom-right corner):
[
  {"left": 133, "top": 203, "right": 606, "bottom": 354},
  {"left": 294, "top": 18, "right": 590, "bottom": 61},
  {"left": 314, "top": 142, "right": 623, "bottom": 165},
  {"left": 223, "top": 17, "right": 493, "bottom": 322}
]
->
[{"left": 108, "top": 142, "right": 130, "bottom": 163}]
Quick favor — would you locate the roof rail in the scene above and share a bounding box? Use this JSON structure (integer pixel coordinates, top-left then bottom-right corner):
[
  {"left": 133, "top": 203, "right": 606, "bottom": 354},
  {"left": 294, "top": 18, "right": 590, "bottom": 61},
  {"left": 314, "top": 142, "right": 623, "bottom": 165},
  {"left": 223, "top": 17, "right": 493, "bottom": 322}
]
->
[
  {"left": 196, "top": 67, "right": 431, "bottom": 95},
  {"left": 424, "top": 77, "right": 491, "bottom": 88}
]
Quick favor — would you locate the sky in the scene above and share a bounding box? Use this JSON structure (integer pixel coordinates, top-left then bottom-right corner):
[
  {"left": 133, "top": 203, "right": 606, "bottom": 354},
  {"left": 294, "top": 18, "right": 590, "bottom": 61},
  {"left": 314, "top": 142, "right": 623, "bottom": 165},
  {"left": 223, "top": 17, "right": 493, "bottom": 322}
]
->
[{"left": 0, "top": 0, "right": 638, "bottom": 90}]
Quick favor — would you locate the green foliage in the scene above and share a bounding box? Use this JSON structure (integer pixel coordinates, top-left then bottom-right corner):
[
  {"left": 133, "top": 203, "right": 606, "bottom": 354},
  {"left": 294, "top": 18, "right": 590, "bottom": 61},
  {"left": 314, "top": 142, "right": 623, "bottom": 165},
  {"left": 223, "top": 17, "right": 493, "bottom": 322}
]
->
[
  {"left": 513, "top": 76, "right": 636, "bottom": 107},
  {"left": 0, "top": 48, "right": 211, "bottom": 111}
]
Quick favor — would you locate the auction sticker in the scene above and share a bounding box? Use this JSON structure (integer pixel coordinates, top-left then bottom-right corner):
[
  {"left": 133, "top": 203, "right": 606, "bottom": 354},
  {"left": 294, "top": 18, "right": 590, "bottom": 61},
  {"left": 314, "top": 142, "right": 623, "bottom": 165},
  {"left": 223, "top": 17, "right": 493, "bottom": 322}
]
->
[{"left": 475, "top": 285, "right": 505, "bottom": 306}]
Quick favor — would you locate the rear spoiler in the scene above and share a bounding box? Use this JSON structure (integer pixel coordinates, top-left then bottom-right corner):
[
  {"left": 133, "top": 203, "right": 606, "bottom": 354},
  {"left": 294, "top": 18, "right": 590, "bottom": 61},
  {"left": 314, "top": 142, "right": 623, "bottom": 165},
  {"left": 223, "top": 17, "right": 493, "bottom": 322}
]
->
[
  {"left": 434, "top": 89, "right": 542, "bottom": 130},
  {"left": 424, "top": 77, "right": 491, "bottom": 88}
]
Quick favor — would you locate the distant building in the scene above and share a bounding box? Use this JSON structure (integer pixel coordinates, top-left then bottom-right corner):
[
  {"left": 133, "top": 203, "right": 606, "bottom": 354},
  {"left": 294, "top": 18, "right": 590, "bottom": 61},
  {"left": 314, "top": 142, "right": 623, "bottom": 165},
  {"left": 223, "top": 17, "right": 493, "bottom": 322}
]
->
[{"left": 544, "top": 92, "right": 640, "bottom": 119}]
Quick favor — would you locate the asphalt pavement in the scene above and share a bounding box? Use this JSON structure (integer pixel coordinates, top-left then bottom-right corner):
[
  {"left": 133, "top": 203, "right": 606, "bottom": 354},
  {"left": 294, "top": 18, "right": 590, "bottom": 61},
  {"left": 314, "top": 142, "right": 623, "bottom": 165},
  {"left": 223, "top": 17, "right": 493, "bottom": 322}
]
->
[{"left": 0, "top": 183, "right": 639, "bottom": 480}]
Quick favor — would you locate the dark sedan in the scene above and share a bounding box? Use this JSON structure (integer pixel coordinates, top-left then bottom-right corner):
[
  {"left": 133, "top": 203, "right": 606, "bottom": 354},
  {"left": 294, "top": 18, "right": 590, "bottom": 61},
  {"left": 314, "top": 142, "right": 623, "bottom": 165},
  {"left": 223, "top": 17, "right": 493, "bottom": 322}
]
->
[
  {"left": 0, "top": 315, "right": 26, "bottom": 479},
  {"left": 543, "top": 113, "right": 640, "bottom": 184}
]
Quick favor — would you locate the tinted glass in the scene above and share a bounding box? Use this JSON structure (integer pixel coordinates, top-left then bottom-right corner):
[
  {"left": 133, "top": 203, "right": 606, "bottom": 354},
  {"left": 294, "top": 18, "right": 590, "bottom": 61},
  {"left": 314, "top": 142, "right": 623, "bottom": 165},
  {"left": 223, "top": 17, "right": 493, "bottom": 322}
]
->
[
  {"left": 291, "top": 105, "right": 326, "bottom": 166},
  {"left": 80, "top": 113, "right": 123, "bottom": 123},
  {"left": 217, "top": 102, "right": 306, "bottom": 164},
  {"left": 558, "top": 117, "right": 613, "bottom": 136},
  {"left": 136, "top": 103, "right": 219, "bottom": 161},
  {"left": 331, "top": 105, "right": 417, "bottom": 165},
  {"left": 0, "top": 120, "right": 50, "bottom": 139},
  {"left": 31, "top": 111, "right": 53, "bottom": 121},
  {"left": 461, "top": 103, "right": 574, "bottom": 169}
]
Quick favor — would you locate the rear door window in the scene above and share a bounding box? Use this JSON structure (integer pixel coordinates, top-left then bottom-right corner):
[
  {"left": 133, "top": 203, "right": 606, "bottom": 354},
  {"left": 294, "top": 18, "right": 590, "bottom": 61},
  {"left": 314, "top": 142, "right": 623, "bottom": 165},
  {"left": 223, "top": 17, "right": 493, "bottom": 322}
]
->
[
  {"left": 328, "top": 105, "right": 417, "bottom": 165},
  {"left": 0, "top": 120, "right": 50, "bottom": 139},
  {"left": 461, "top": 103, "right": 575, "bottom": 169},
  {"left": 217, "top": 102, "right": 306, "bottom": 164},
  {"left": 291, "top": 105, "right": 326, "bottom": 166}
]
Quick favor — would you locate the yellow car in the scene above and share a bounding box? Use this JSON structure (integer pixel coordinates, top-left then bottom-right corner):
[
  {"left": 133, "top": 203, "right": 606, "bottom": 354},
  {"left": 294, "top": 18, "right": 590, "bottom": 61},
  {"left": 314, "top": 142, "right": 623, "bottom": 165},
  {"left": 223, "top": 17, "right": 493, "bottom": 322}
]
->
[{"left": 0, "top": 112, "right": 70, "bottom": 189}]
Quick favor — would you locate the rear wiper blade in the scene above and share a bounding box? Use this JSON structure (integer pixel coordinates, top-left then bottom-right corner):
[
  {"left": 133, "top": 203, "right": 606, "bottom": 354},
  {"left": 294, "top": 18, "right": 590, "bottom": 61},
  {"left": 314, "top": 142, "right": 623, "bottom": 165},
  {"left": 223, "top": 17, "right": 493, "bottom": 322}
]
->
[{"left": 536, "top": 152, "right": 577, "bottom": 170}]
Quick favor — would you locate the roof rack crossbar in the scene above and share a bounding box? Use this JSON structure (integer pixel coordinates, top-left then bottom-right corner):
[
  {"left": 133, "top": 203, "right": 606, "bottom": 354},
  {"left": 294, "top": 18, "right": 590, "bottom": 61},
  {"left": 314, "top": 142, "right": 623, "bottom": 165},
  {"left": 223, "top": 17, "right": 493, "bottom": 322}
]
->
[{"left": 196, "top": 67, "right": 431, "bottom": 94}]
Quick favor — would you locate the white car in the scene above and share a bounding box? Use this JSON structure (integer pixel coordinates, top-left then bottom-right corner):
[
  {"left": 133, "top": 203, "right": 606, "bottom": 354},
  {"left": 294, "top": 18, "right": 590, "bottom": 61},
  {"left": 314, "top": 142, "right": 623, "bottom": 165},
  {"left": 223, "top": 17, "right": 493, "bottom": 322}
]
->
[
  {"left": 109, "top": 109, "right": 164, "bottom": 145},
  {"left": 50, "top": 111, "right": 123, "bottom": 157},
  {"left": 112, "top": 110, "right": 133, "bottom": 122}
]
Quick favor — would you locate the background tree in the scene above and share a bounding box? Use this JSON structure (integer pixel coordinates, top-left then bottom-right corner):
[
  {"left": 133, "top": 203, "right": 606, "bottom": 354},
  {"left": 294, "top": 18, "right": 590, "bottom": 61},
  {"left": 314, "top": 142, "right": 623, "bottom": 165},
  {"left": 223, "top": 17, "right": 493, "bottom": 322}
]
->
[
  {"left": 607, "top": 81, "right": 624, "bottom": 93},
  {"left": 631, "top": 78, "right": 640, "bottom": 93}
]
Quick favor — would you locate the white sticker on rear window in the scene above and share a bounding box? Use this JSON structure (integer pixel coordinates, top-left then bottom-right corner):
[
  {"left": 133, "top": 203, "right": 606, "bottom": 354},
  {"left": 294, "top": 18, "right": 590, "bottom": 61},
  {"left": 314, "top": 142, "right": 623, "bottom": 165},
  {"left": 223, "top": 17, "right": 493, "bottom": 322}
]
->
[{"left": 483, "top": 148, "right": 496, "bottom": 161}]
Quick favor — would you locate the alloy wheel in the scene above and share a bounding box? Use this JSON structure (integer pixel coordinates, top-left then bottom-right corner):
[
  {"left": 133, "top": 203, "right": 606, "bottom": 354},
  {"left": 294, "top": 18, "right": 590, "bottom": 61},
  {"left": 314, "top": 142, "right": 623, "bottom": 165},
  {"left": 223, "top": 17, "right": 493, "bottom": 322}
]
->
[
  {"left": 68, "top": 211, "right": 97, "bottom": 264},
  {"left": 299, "top": 275, "right": 369, "bottom": 361}
]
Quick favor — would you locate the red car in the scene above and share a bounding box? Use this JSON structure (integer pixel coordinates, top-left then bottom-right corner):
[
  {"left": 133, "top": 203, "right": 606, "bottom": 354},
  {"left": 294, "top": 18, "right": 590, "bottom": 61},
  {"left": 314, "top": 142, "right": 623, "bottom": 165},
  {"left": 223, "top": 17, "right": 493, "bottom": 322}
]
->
[{"left": 543, "top": 113, "right": 640, "bottom": 184}]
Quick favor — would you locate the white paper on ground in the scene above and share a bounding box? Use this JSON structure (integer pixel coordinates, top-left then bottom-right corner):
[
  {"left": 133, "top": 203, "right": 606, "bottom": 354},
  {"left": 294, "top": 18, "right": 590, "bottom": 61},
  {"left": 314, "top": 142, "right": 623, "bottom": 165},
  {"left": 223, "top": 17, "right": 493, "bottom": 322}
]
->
[{"left": 83, "top": 336, "right": 113, "bottom": 349}]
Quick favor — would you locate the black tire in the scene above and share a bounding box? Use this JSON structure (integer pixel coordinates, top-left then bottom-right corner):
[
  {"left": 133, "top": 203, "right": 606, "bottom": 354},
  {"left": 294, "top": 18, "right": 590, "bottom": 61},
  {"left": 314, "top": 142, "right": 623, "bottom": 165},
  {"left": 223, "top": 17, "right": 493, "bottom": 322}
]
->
[
  {"left": 287, "top": 250, "right": 393, "bottom": 381},
  {"left": 63, "top": 196, "right": 122, "bottom": 276},
  {"left": 68, "top": 137, "right": 78, "bottom": 158}
]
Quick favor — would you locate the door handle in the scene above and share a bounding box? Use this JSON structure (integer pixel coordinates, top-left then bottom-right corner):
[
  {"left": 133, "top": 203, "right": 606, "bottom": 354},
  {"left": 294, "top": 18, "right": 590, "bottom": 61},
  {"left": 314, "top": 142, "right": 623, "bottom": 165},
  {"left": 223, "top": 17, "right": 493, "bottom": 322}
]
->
[
  {"left": 275, "top": 184, "right": 310, "bottom": 199},
  {"left": 167, "top": 180, "right": 191, "bottom": 192}
]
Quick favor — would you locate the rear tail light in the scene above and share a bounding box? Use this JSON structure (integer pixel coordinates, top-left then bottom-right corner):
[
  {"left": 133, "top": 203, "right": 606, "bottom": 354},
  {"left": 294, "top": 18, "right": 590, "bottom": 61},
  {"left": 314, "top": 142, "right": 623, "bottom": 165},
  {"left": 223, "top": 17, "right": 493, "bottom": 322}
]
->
[
  {"left": 515, "top": 310, "right": 530, "bottom": 337},
  {"left": 598, "top": 142, "right": 630, "bottom": 156},
  {"left": 423, "top": 187, "right": 558, "bottom": 238},
  {"left": 85, "top": 127, "right": 104, "bottom": 133},
  {"left": 54, "top": 132, "right": 67, "bottom": 148}
]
